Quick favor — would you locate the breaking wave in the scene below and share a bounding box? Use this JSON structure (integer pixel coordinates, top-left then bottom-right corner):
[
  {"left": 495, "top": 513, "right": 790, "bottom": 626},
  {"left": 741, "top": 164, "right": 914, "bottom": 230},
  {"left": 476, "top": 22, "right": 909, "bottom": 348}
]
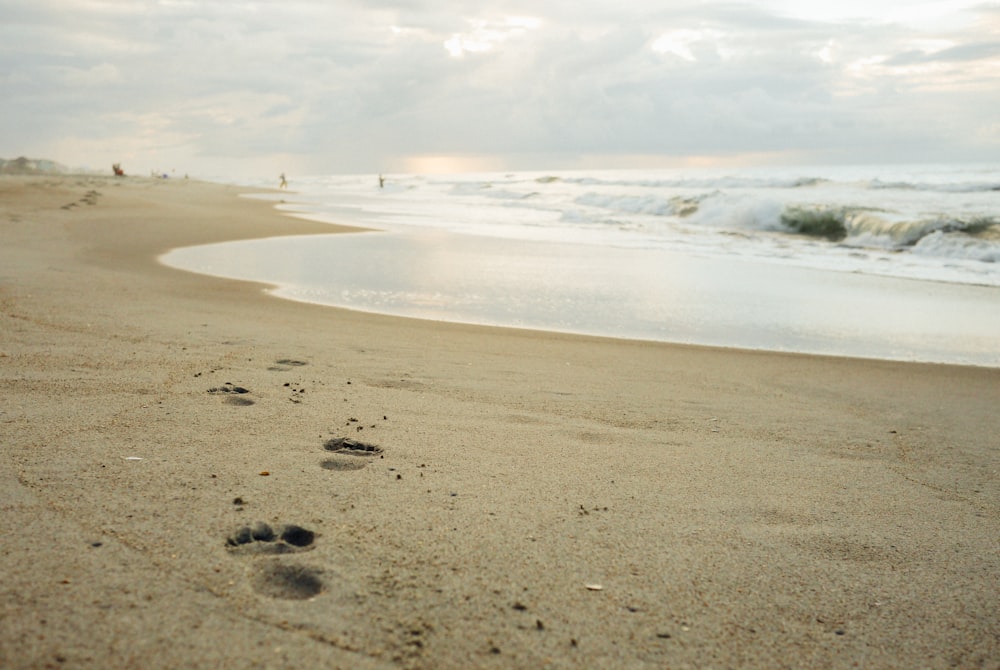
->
[
  {"left": 571, "top": 189, "right": 1000, "bottom": 263},
  {"left": 257, "top": 163, "right": 1000, "bottom": 284}
]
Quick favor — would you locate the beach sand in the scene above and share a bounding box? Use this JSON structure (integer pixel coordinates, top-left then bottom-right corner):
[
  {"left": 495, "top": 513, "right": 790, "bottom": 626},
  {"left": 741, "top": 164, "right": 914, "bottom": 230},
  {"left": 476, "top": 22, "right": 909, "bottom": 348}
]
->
[{"left": 1, "top": 174, "right": 997, "bottom": 669}]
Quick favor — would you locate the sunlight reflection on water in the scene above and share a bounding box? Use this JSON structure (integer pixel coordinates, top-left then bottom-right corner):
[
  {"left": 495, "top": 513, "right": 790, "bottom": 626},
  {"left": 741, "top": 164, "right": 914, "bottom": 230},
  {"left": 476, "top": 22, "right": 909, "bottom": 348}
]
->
[{"left": 162, "top": 230, "right": 1000, "bottom": 367}]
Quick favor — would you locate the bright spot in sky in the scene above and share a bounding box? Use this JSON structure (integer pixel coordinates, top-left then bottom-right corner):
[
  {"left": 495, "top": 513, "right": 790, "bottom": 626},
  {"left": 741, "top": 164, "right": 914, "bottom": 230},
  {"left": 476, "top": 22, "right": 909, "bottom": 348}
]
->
[
  {"left": 401, "top": 154, "right": 507, "bottom": 174},
  {"left": 444, "top": 16, "right": 542, "bottom": 57},
  {"left": 651, "top": 30, "right": 701, "bottom": 61},
  {"left": 651, "top": 29, "right": 730, "bottom": 61},
  {"left": 817, "top": 40, "right": 836, "bottom": 64}
]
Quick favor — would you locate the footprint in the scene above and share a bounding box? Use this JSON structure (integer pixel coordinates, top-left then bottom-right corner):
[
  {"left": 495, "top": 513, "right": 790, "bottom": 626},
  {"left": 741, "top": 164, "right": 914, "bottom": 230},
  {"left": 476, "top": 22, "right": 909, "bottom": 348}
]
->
[
  {"left": 323, "top": 437, "right": 382, "bottom": 456},
  {"left": 208, "top": 383, "right": 255, "bottom": 405},
  {"left": 208, "top": 382, "right": 250, "bottom": 394},
  {"left": 269, "top": 358, "right": 308, "bottom": 371},
  {"left": 226, "top": 522, "right": 316, "bottom": 555},
  {"left": 251, "top": 561, "right": 324, "bottom": 600},
  {"left": 283, "top": 382, "right": 306, "bottom": 404},
  {"left": 321, "top": 438, "right": 382, "bottom": 472},
  {"left": 320, "top": 457, "right": 370, "bottom": 471}
]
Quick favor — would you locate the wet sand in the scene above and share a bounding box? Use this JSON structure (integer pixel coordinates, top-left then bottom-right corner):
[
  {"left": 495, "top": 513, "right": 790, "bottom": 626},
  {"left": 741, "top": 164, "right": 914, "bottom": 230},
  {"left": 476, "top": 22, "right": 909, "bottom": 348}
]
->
[{"left": 1, "top": 174, "right": 997, "bottom": 668}]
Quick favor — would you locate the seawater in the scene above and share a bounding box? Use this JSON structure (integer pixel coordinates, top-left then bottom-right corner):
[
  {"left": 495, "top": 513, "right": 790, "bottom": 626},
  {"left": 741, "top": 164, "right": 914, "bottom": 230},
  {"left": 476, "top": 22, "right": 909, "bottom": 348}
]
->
[{"left": 165, "top": 164, "right": 1000, "bottom": 367}]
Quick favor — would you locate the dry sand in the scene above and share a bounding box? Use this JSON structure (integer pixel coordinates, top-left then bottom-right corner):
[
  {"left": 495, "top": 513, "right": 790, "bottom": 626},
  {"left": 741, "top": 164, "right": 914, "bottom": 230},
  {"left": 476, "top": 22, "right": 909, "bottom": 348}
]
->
[{"left": 1, "top": 174, "right": 997, "bottom": 669}]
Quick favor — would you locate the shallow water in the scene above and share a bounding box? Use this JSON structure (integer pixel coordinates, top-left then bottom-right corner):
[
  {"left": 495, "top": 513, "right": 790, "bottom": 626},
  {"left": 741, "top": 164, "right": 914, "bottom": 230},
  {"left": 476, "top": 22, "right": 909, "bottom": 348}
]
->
[{"left": 162, "top": 228, "right": 1000, "bottom": 367}]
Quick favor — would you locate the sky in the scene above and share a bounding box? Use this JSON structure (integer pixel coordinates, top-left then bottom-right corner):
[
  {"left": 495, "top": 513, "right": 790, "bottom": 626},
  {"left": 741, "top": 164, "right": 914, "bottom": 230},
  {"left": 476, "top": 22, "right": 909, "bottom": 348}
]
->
[{"left": 2, "top": 0, "right": 999, "bottom": 178}]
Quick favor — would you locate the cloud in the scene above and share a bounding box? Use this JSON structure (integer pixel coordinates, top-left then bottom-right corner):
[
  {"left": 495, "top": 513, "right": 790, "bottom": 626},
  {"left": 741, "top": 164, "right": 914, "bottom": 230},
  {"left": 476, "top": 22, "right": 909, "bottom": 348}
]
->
[
  {"left": 886, "top": 40, "right": 1000, "bottom": 65},
  {"left": 443, "top": 15, "right": 541, "bottom": 57},
  {"left": 1, "top": 0, "right": 998, "bottom": 176}
]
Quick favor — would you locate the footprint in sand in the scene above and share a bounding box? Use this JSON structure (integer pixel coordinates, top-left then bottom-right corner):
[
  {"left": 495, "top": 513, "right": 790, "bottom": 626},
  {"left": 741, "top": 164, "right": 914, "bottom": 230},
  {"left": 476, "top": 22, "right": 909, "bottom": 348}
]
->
[
  {"left": 226, "top": 522, "right": 316, "bottom": 555},
  {"left": 321, "top": 458, "right": 370, "bottom": 471},
  {"left": 226, "top": 523, "right": 324, "bottom": 599},
  {"left": 250, "top": 561, "right": 325, "bottom": 600},
  {"left": 268, "top": 358, "right": 308, "bottom": 371},
  {"left": 207, "top": 382, "right": 255, "bottom": 406},
  {"left": 321, "top": 437, "right": 383, "bottom": 471}
]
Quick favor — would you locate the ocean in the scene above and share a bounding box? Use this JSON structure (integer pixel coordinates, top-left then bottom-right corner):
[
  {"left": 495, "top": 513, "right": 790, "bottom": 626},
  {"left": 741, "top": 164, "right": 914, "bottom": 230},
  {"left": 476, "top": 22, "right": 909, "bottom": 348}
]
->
[{"left": 162, "top": 164, "right": 1000, "bottom": 367}]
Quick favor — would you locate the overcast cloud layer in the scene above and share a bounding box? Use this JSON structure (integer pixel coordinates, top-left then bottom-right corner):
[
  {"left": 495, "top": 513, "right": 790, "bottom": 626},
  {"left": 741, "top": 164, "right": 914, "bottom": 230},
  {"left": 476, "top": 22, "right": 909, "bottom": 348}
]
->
[{"left": 2, "top": 0, "right": 998, "bottom": 177}]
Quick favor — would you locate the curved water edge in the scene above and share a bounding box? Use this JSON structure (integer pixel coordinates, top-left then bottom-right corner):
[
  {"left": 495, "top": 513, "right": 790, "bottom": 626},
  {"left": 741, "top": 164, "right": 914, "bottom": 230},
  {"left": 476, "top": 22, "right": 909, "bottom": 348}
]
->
[{"left": 161, "top": 228, "right": 1000, "bottom": 368}]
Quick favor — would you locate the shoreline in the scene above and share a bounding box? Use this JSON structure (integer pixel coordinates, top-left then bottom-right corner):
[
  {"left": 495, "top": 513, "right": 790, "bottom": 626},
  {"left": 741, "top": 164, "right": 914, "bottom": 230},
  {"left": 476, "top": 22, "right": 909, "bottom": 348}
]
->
[
  {"left": 2, "top": 174, "right": 997, "bottom": 668},
  {"left": 163, "top": 226, "right": 1000, "bottom": 369}
]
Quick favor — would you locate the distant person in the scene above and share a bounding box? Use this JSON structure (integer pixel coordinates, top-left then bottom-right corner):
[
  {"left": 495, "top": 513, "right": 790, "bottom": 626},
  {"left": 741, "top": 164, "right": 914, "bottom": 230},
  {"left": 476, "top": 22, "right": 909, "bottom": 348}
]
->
[
  {"left": 112, "top": 162, "right": 124, "bottom": 177},
  {"left": 378, "top": 174, "right": 385, "bottom": 189},
  {"left": 279, "top": 173, "right": 288, "bottom": 189}
]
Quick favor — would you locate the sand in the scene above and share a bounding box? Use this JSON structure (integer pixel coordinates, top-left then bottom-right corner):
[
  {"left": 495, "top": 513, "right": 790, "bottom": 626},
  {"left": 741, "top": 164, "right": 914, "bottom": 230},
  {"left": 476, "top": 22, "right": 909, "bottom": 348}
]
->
[{"left": 1, "top": 174, "right": 997, "bottom": 669}]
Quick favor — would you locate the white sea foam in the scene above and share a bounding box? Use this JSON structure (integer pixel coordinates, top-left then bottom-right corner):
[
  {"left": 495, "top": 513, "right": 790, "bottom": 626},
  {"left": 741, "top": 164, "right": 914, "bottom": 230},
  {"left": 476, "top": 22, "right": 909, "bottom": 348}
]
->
[
  {"left": 231, "top": 163, "right": 999, "bottom": 285},
  {"left": 686, "top": 193, "right": 785, "bottom": 232},
  {"left": 912, "top": 231, "right": 1000, "bottom": 263}
]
